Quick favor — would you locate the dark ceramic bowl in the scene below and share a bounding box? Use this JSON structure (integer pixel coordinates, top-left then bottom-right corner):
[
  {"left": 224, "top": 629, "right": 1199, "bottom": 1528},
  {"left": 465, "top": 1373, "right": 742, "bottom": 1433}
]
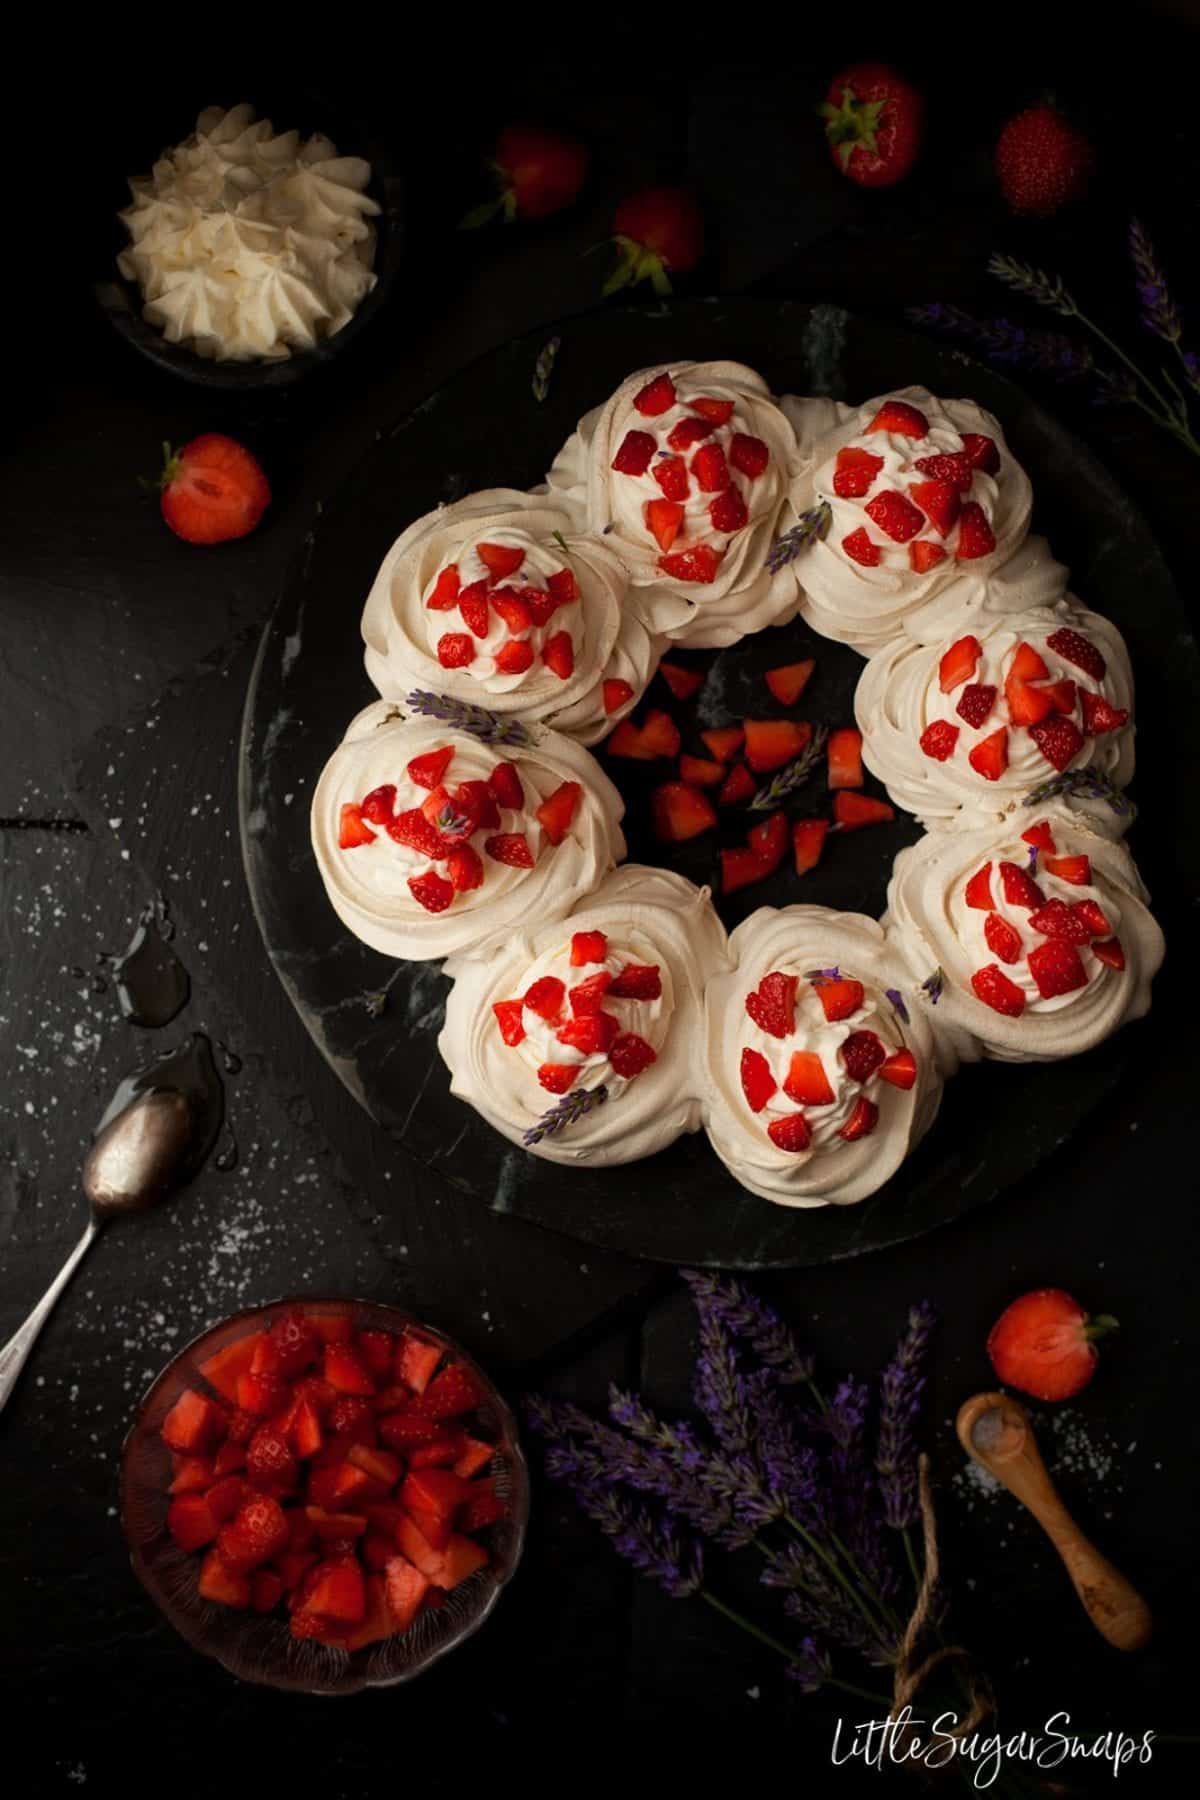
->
[
  {"left": 119, "top": 1296, "right": 528, "bottom": 1694},
  {"left": 95, "top": 99, "right": 404, "bottom": 392}
]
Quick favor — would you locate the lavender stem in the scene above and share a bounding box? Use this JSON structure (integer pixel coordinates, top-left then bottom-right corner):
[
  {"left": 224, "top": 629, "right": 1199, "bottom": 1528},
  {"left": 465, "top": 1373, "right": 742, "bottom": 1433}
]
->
[{"left": 699, "top": 1592, "right": 890, "bottom": 1706}]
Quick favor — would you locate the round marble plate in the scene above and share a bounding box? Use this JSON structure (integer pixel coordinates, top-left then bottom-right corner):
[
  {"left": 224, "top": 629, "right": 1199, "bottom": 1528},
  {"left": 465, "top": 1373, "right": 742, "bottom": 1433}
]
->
[{"left": 240, "top": 298, "right": 1193, "bottom": 1268}]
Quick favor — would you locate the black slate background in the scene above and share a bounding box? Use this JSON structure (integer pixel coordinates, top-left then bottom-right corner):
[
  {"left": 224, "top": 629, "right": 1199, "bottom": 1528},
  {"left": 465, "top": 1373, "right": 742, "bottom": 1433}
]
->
[{"left": 4, "top": 15, "right": 1200, "bottom": 1794}]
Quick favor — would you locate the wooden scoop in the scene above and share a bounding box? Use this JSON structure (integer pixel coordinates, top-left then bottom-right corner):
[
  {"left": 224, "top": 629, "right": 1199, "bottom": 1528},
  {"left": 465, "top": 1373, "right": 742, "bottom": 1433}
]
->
[{"left": 956, "top": 1391, "right": 1152, "bottom": 1652}]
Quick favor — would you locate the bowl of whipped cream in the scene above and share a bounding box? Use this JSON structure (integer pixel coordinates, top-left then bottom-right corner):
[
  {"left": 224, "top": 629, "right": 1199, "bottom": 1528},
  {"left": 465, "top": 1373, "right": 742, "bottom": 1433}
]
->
[{"left": 98, "top": 101, "right": 403, "bottom": 388}]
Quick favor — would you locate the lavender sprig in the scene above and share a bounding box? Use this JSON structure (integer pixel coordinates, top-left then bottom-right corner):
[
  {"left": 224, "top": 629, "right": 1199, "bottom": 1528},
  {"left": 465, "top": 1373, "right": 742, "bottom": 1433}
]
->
[
  {"left": 786, "top": 1636, "right": 834, "bottom": 1694},
  {"left": 907, "top": 303, "right": 1102, "bottom": 394},
  {"left": 680, "top": 1271, "right": 815, "bottom": 1388},
  {"left": 405, "top": 690, "right": 536, "bottom": 749},
  {"left": 885, "top": 987, "right": 909, "bottom": 1024},
  {"left": 541, "top": 1428, "right": 704, "bottom": 1597},
  {"left": 762, "top": 1544, "right": 883, "bottom": 1660},
  {"left": 987, "top": 254, "right": 1078, "bottom": 319},
  {"left": 1022, "top": 767, "right": 1135, "bottom": 821},
  {"left": 767, "top": 502, "right": 832, "bottom": 573},
  {"left": 523, "top": 1083, "right": 608, "bottom": 1147},
  {"left": 876, "top": 1303, "right": 936, "bottom": 1531},
  {"left": 749, "top": 726, "right": 829, "bottom": 812},
  {"left": 1130, "top": 220, "right": 1182, "bottom": 346},
  {"left": 1027, "top": 844, "right": 1040, "bottom": 875},
  {"left": 532, "top": 336, "right": 561, "bottom": 403},
  {"left": 824, "top": 1378, "right": 899, "bottom": 1616},
  {"left": 805, "top": 966, "right": 840, "bottom": 985},
  {"left": 920, "top": 967, "right": 944, "bottom": 1006}
]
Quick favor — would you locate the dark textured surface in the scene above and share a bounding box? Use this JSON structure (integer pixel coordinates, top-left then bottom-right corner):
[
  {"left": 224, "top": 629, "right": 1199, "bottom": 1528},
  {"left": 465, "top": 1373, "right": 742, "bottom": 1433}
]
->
[{"left": 4, "top": 21, "right": 1200, "bottom": 1793}]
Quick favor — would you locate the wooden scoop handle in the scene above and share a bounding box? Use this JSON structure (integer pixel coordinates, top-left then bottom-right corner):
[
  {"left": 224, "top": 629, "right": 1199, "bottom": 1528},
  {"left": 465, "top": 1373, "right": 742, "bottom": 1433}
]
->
[{"left": 956, "top": 1391, "right": 1152, "bottom": 1653}]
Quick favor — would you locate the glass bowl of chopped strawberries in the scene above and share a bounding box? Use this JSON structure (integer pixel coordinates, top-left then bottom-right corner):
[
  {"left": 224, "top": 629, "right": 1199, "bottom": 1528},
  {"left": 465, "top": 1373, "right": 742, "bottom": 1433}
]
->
[{"left": 118, "top": 1297, "right": 529, "bottom": 1693}]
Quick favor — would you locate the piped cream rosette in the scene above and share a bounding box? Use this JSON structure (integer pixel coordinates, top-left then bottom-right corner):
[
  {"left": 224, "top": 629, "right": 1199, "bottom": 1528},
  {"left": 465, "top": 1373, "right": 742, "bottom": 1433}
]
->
[
  {"left": 311, "top": 700, "right": 625, "bottom": 962},
  {"left": 855, "top": 594, "right": 1135, "bottom": 835},
  {"left": 702, "top": 906, "right": 946, "bottom": 1208},
  {"left": 883, "top": 807, "right": 1163, "bottom": 1065},
  {"left": 781, "top": 386, "right": 1046, "bottom": 653},
  {"left": 439, "top": 866, "right": 731, "bottom": 1165},
  {"left": 545, "top": 360, "right": 803, "bottom": 648},
  {"left": 361, "top": 489, "right": 661, "bottom": 746}
]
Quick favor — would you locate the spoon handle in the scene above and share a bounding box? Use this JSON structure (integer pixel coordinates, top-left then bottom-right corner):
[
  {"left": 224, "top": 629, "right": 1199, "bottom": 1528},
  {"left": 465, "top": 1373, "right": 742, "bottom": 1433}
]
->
[{"left": 0, "top": 1218, "right": 101, "bottom": 1415}]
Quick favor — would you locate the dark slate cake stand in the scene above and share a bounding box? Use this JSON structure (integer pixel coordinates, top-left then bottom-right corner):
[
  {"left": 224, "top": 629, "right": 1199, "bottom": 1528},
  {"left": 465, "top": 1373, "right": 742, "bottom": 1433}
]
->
[{"left": 239, "top": 298, "right": 1191, "bottom": 1268}]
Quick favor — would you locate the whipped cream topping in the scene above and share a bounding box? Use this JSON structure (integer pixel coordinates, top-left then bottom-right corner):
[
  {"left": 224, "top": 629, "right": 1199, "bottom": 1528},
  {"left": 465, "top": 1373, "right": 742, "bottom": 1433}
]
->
[
  {"left": 361, "top": 489, "right": 661, "bottom": 745},
  {"left": 856, "top": 597, "right": 1135, "bottom": 834},
  {"left": 545, "top": 361, "right": 804, "bottom": 648},
  {"left": 702, "top": 906, "right": 945, "bottom": 1207},
  {"left": 118, "top": 104, "right": 379, "bottom": 362},
  {"left": 440, "top": 866, "right": 731, "bottom": 1164},
  {"left": 311, "top": 701, "right": 625, "bottom": 961},
  {"left": 781, "top": 387, "right": 1037, "bottom": 653},
  {"left": 884, "top": 807, "right": 1163, "bottom": 1064}
]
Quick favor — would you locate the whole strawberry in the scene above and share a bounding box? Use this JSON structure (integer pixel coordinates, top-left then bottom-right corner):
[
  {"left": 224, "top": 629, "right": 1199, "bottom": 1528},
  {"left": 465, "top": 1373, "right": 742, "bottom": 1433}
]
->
[
  {"left": 157, "top": 434, "right": 270, "bottom": 545},
  {"left": 987, "top": 1288, "right": 1118, "bottom": 1401},
  {"left": 820, "top": 63, "right": 924, "bottom": 188},
  {"left": 995, "top": 105, "right": 1093, "bottom": 217},
  {"left": 462, "top": 125, "right": 588, "bottom": 227},
  {"left": 604, "top": 188, "right": 703, "bottom": 297}
]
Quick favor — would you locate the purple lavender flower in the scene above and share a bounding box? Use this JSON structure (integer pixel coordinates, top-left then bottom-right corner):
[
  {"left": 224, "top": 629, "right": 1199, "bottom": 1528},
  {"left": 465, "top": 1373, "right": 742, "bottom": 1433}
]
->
[
  {"left": 745, "top": 1369, "right": 826, "bottom": 1534},
  {"left": 692, "top": 1296, "right": 756, "bottom": 1458},
  {"left": 885, "top": 988, "right": 909, "bottom": 1024},
  {"left": 825, "top": 1379, "right": 900, "bottom": 1611},
  {"left": 1130, "top": 219, "right": 1183, "bottom": 345},
  {"left": 1026, "top": 845, "right": 1040, "bottom": 875},
  {"left": 762, "top": 1544, "right": 895, "bottom": 1663},
  {"left": 876, "top": 1302, "right": 936, "bottom": 1531},
  {"left": 786, "top": 1636, "right": 833, "bottom": 1694},
  {"left": 681, "top": 1270, "right": 815, "bottom": 1388},
  {"left": 907, "top": 302, "right": 1126, "bottom": 410}
]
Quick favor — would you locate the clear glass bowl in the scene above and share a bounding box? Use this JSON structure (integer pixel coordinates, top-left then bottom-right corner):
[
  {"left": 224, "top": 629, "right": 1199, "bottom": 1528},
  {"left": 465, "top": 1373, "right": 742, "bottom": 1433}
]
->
[{"left": 119, "top": 1296, "right": 528, "bottom": 1694}]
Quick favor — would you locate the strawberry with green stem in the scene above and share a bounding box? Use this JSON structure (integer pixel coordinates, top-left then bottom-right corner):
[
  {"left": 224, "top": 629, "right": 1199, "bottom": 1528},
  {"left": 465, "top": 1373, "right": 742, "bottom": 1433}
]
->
[
  {"left": 461, "top": 126, "right": 588, "bottom": 228},
  {"left": 603, "top": 188, "right": 703, "bottom": 298}
]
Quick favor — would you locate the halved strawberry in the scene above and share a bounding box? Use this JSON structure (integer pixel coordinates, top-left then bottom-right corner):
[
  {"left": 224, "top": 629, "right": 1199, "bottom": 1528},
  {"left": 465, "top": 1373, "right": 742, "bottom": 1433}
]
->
[
  {"left": 865, "top": 399, "right": 929, "bottom": 438},
  {"left": 495, "top": 639, "right": 534, "bottom": 675},
  {"left": 667, "top": 415, "right": 713, "bottom": 452},
  {"left": 405, "top": 746, "right": 454, "bottom": 793},
  {"left": 1028, "top": 939, "right": 1088, "bottom": 998},
  {"left": 910, "top": 479, "right": 961, "bottom": 537},
  {"left": 571, "top": 930, "right": 608, "bottom": 966},
  {"left": 197, "top": 1549, "right": 251, "bottom": 1609},
  {"left": 920, "top": 720, "right": 959, "bottom": 761},
  {"left": 909, "top": 540, "right": 947, "bottom": 572},
  {"left": 217, "top": 1496, "right": 288, "bottom": 1573},
  {"left": 957, "top": 683, "right": 998, "bottom": 729},
  {"left": 721, "top": 847, "right": 771, "bottom": 894},
  {"left": 384, "top": 1555, "right": 431, "bottom": 1632},
  {"left": 547, "top": 567, "right": 578, "bottom": 606},
  {"left": 768, "top": 1114, "right": 813, "bottom": 1152},
  {"left": 476, "top": 542, "right": 526, "bottom": 581},
  {"left": 833, "top": 792, "right": 894, "bottom": 829},
  {"left": 491, "top": 591, "right": 531, "bottom": 634},
  {"left": 971, "top": 964, "right": 1025, "bottom": 1016},
  {"left": 426, "top": 564, "right": 462, "bottom": 611},
  {"left": 446, "top": 844, "right": 484, "bottom": 892},
  {"left": 832, "top": 446, "right": 884, "bottom": 498},
  {"left": 964, "top": 862, "right": 995, "bottom": 910},
  {"left": 955, "top": 502, "right": 996, "bottom": 559},
  {"left": 658, "top": 544, "right": 724, "bottom": 584},
  {"left": 168, "top": 1494, "right": 219, "bottom": 1552},
  {"left": 659, "top": 661, "right": 705, "bottom": 701},
  {"left": 865, "top": 489, "right": 924, "bottom": 543},
  {"left": 158, "top": 434, "right": 270, "bottom": 545},
  {"left": 408, "top": 870, "right": 455, "bottom": 913},
  {"left": 652, "top": 781, "right": 717, "bottom": 842},
  {"left": 680, "top": 753, "right": 725, "bottom": 787},
  {"left": 968, "top": 727, "right": 1008, "bottom": 782},
  {"left": 838, "top": 1096, "right": 879, "bottom": 1142},
  {"left": 740, "top": 1047, "right": 777, "bottom": 1112},
  {"left": 487, "top": 761, "right": 524, "bottom": 812},
  {"left": 783, "top": 1051, "right": 835, "bottom": 1106},
  {"left": 524, "top": 975, "right": 565, "bottom": 1020},
  {"left": 1092, "top": 938, "right": 1126, "bottom": 971},
  {"left": 437, "top": 633, "right": 475, "bottom": 669},
  {"left": 537, "top": 1064, "right": 576, "bottom": 1094},
  {"left": 612, "top": 430, "right": 657, "bottom": 475},
  {"left": 1022, "top": 820, "right": 1057, "bottom": 853},
  {"left": 711, "top": 488, "right": 749, "bottom": 533},
  {"left": 692, "top": 443, "right": 731, "bottom": 492},
  {"left": 814, "top": 977, "right": 864, "bottom": 1022},
  {"left": 1043, "top": 853, "right": 1090, "bottom": 886},
  {"left": 456, "top": 583, "right": 490, "bottom": 639},
  {"left": 745, "top": 971, "right": 799, "bottom": 1038},
  {"left": 793, "top": 818, "right": 829, "bottom": 874},
  {"left": 339, "top": 804, "right": 376, "bottom": 849},
  {"left": 484, "top": 832, "right": 535, "bottom": 868},
  {"left": 1005, "top": 679, "right": 1053, "bottom": 727},
  {"left": 961, "top": 433, "right": 1000, "bottom": 474},
  {"left": 730, "top": 433, "right": 769, "bottom": 478},
  {"left": 718, "top": 763, "right": 757, "bottom": 808},
  {"left": 536, "top": 780, "right": 582, "bottom": 845},
  {"left": 161, "top": 1389, "right": 228, "bottom": 1455},
  {"left": 827, "top": 727, "right": 864, "bottom": 789},
  {"left": 652, "top": 455, "right": 689, "bottom": 502},
  {"left": 986, "top": 1288, "right": 1115, "bottom": 1402},
  {"left": 603, "top": 678, "right": 635, "bottom": 714},
  {"left": 634, "top": 373, "right": 677, "bottom": 416},
  {"left": 744, "top": 718, "right": 812, "bottom": 773},
  {"left": 543, "top": 632, "right": 575, "bottom": 680},
  {"left": 939, "top": 635, "right": 982, "bottom": 692},
  {"left": 609, "top": 1033, "right": 657, "bottom": 1078},
  {"left": 608, "top": 964, "right": 662, "bottom": 1000},
  {"left": 747, "top": 811, "right": 789, "bottom": 872},
  {"left": 914, "top": 451, "right": 973, "bottom": 492},
  {"left": 360, "top": 784, "right": 398, "bottom": 826},
  {"left": 1046, "top": 627, "right": 1106, "bottom": 681},
  {"left": 984, "top": 911, "right": 1023, "bottom": 963},
  {"left": 387, "top": 808, "right": 447, "bottom": 859},
  {"left": 1029, "top": 717, "right": 1084, "bottom": 772},
  {"left": 878, "top": 1048, "right": 917, "bottom": 1089},
  {"left": 645, "top": 498, "right": 685, "bottom": 550},
  {"left": 1080, "top": 692, "right": 1129, "bottom": 735},
  {"left": 842, "top": 527, "right": 881, "bottom": 566},
  {"left": 841, "top": 1029, "right": 886, "bottom": 1083},
  {"left": 999, "top": 860, "right": 1045, "bottom": 909},
  {"left": 702, "top": 725, "right": 744, "bottom": 762},
  {"left": 557, "top": 1012, "right": 619, "bottom": 1054},
  {"left": 764, "top": 660, "right": 815, "bottom": 705}
]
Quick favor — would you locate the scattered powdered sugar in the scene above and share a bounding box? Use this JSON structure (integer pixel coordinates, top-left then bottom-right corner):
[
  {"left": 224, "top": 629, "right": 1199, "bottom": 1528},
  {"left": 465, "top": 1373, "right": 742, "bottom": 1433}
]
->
[{"left": 950, "top": 1406, "right": 1137, "bottom": 1526}]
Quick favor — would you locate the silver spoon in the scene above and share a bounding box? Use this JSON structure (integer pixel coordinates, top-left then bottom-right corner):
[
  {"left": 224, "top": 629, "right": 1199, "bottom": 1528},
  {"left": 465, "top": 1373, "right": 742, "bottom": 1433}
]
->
[{"left": 0, "top": 1089, "right": 194, "bottom": 1415}]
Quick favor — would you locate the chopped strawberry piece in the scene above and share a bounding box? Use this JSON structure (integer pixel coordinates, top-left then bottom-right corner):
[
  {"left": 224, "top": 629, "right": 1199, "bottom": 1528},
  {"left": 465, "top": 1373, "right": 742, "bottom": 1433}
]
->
[
  {"left": 827, "top": 727, "right": 864, "bottom": 789},
  {"left": 1029, "top": 717, "right": 1084, "bottom": 772},
  {"left": 407, "top": 1432, "right": 466, "bottom": 1472},
  {"left": 384, "top": 1555, "right": 432, "bottom": 1631},
  {"left": 484, "top": 832, "right": 535, "bottom": 868},
  {"left": 542, "top": 631, "right": 575, "bottom": 681},
  {"left": 289, "top": 1400, "right": 323, "bottom": 1460},
  {"left": 740, "top": 1047, "right": 778, "bottom": 1113},
  {"left": 652, "top": 781, "right": 717, "bottom": 842},
  {"left": 338, "top": 804, "right": 375, "bottom": 849},
  {"left": 658, "top": 661, "right": 705, "bottom": 701},
  {"left": 476, "top": 542, "right": 526, "bottom": 581},
  {"left": 1046, "top": 626, "right": 1106, "bottom": 681},
  {"left": 633, "top": 373, "right": 676, "bottom": 416},
  {"left": 793, "top": 817, "right": 829, "bottom": 874},
  {"left": 609, "top": 963, "right": 662, "bottom": 1000},
  {"left": 1092, "top": 937, "right": 1126, "bottom": 971},
  {"left": 999, "top": 860, "right": 1045, "bottom": 909},
  {"left": 909, "top": 539, "right": 947, "bottom": 572},
  {"left": 764, "top": 660, "right": 815, "bottom": 706},
  {"left": 524, "top": 975, "right": 565, "bottom": 1020},
  {"left": 458, "top": 584, "right": 491, "bottom": 637},
  {"left": 702, "top": 725, "right": 744, "bottom": 763},
  {"left": 689, "top": 396, "right": 736, "bottom": 424},
  {"left": 679, "top": 753, "right": 725, "bottom": 787},
  {"left": 718, "top": 763, "right": 757, "bottom": 808},
  {"left": 957, "top": 682, "right": 998, "bottom": 729},
  {"left": 387, "top": 808, "right": 447, "bottom": 858},
  {"left": 961, "top": 432, "right": 999, "bottom": 474},
  {"left": 720, "top": 847, "right": 772, "bottom": 894},
  {"left": 491, "top": 591, "right": 531, "bottom": 633},
  {"left": 692, "top": 443, "right": 731, "bottom": 492},
  {"left": 964, "top": 862, "right": 995, "bottom": 910},
  {"left": 378, "top": 1411, "right": 441, "bottom": 1450},
  {"left": 645, "top": 499, "right": 684, "bottom": 550},
  {"left": 711, "top": 488, "right": 749, "bottom": 533},
  {"left": 747, "top": 810, "right": 789, "bottom": 872},
  {"left": 555, "top": 1012, "right": 618, "bottom": 1058},
  {"left": 832, "top": 446, "right": 884, "bottom": 498},
  {"left": 454, "top": 1439, "right": 494, "bottom": 1480},
  {"left": 536, "top": 780, "right": 582, "bottom": 845},
  {"left": 603, "top": 678, "right": 635, "bottom": 714},
  {"left": 920, "top": 720, "right": 959, "bottom": 761},
  {"left": 1076, "top": 899, "right": 1112, "bottom": 939},
  {"left": 955, "top": 502, "right": 996, "bottom": 560},
  {"left": 609, "top": 1033, "right": 657, "bottom": 1078},
  {"left": 459, "top": 1485, "right": 506, "bottom": 1535},
  {"left": 426, "top": 564, "right": 462, "bottom": 611},
  {"left": 985, "top": 911, "right": 1023, "bottom": 963},
  {"left": 607, "top": 710, "right": 682, "bottom": 761},
  {"left": 667, "top": 415, "right": 714, "bottom": 451},
  {"left": 547, "top": 566, "right": 578, "bottom": 605},
  {"left": 437, "top": 633, "right": 475, "bottom": 669},
  {"left": 865, "top": 489, "right": 924, "bottom": 543},
  {"left": 910, "top": 479, "right": 961, "bottom": 538},
  {"left": 1041, "top": 679, "right": 1078, "bottom": 716},
  {"left": 246, "top": 1425, "right": 298, "bottom": 1491},
  {"left": 744, "top": 718, "right": 812, "bottom": 773},
  {"left": 971, "top": 964, "right": 1026, "bottom": 1016},
  {"left": 487, "top": 761, "right": 524, "bottom": 812},
  {"left": 520, "top": 586, "right": 559, "bottom": 628},
  {"left": 408, "top": 870, "right": 455, "bottom": 913},
  {"left": 206, "top": 1476, "right": 248, "bottom": 1523},
  {"left": 445, "top": 844, "right": 484, "bottom": 892},
  {"left": 745, "top": 971, "right": 799, "bottom": 1038},
  {"left": 217, "top": 1495, "right": 288, "bottom": 1573},
  {"left": 570, "top": 972, "right": 614, "bottom": 1014},
  {"left": 250, "top": 1569, "right": 284, "bottom": 1614},
  {"left": 1006, "top": 643, "right": 1047, "bottom": 687},
  {"left": 495, "top": 639, "right": 534, "bottom": 675},
  {"left": 169, "top": 1455, "right": 215, "bottom": 1496},
  {"left": 413, "top": 1364, "right": 482, "bottom": 1422},
  {"left": 659, "top": 543, "right": 725, "bottom": 584},
  {"left": 1027, "top": 899, "right": 1091, "bottom": 943},
  {"left": 1022, "top": 821, "right": 1057, "bottom": 854},
  {"left": 878, "top": 1048, "right": 917, "bottom": 1090},
  {"left": 730, "top": 433, "right": 769, "bottom": 478},
  {"left": 571, "top": 930, "right": 609, "bottom": 966},
  {"left": 306, "top": 1557, "right": 366, "bottom": 1624},
  {"left": 968, "top": 726, "right": 1009, "bottom": 782},
  {"left": 1080, "top": 692, "right": 1129, "bottom": 735},
  {"left": 236, "top": 1370, "right": 286, "bottom": 1417},
  {"left": 612, "top": 430, "right": 657, "bottom": 475},
  {"left": 783, "top": 1050, "right": 835, "bottom": 1106},
  {"left": 939, "top": 635, "right": 982, "bottom": 692},
  {"left": 833, "top": 792, "right": 894, "bottom": 829},
  {"left": 197, "top": 1549, "right": 251, "bottom": 1610},
  {"left": 838, "top": 1096, "right": 879, "bottom": 1142},
  {"left": 841, "top": 1029, "right": 886, "bottom": 1083},
  {"left": 360, "top": 783, "right": 399, "bottom": 825},
  {"left": 865, "top": 399, "right": 929, "bottom": 438},
  {"left": 652, "top": 455, "right": 690, "bottom": 501},
  {"left": 537, "top": 1064, "right": 576, "bottom": 1094},
  {"left": 1028, "top": 939, "right": 1088, "bottom": 998},
  {"left": 1005, "top": 678, "right": 1053, "bottom": 727},
  {"left": 914, "top": 451, "right": 973, "bottom": 492},
  {"left": 768, "top": 1114, "right": 813, "bottom": 1152},
  {"left": 814, "top": 977, "right": 864, "bottom": 1023},
  {"left": 162, "top": 1389, "right": 228, "bottom": 1455},
  {"left": 324, "top": 1343, "right": 375, "bottom": 1397},
  {"left": 198, "top": 1335, "right": 266, "bottom": 1405},
  {"left": 168, "top": 1494, "right": 219, "bottom": 1552},
  {"left": 1043, "top": 853, "right": 1090, "bottom": 886}
]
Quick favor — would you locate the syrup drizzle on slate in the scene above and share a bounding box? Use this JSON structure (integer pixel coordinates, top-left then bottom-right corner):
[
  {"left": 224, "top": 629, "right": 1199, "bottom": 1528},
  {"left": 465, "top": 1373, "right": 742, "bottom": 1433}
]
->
[{"left": 106, "top": 896, "right": 190, "bottom": 1027}]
